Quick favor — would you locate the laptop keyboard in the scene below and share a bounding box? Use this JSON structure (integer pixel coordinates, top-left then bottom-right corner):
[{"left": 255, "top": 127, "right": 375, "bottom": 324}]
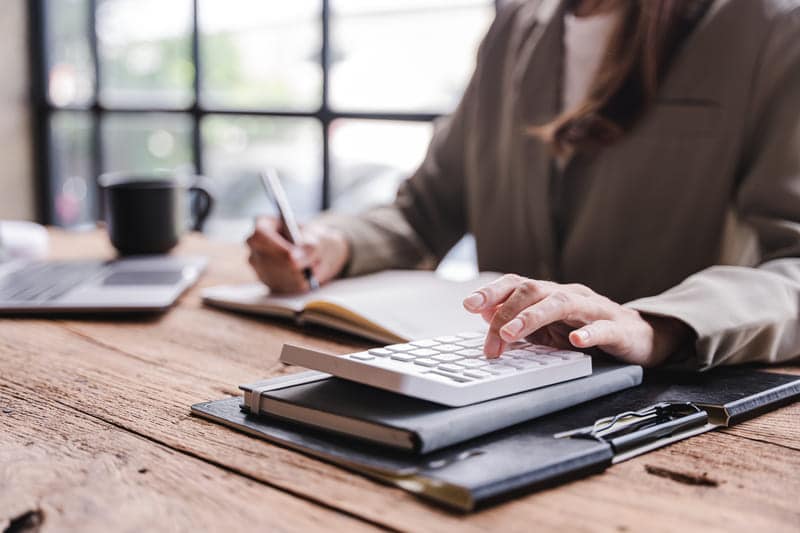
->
[{"left": 0, "top": 261, "right": 105, "bottom": 302}]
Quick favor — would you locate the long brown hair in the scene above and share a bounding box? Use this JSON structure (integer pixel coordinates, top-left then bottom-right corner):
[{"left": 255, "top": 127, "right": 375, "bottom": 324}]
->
[{"left": 537, "top": 0, "right": 712, "bottom": 156}]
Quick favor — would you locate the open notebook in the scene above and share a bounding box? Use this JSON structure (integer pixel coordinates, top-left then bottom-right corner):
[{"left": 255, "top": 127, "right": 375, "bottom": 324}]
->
[{"left": 202, "top": 270, "right": 502, "bottom": 344}]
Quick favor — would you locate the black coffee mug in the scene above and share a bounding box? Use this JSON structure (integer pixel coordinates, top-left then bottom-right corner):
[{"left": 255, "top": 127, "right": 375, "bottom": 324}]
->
[{"left": 99, "top": 171, "right": 215, "bottom": 255}]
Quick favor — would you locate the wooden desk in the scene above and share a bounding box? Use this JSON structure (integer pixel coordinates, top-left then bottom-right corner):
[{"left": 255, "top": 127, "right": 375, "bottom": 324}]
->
[{"left": 2, "top": 230, "right": 799, "bottom": 532}]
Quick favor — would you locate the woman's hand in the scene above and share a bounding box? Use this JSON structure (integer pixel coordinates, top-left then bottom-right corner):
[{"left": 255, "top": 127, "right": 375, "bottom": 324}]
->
[
  {"left": 246, "top": 217, "right": 350, "bottom": 294},
  {"left": 462, "top": 274, "right": 693, "bottom": 367}
]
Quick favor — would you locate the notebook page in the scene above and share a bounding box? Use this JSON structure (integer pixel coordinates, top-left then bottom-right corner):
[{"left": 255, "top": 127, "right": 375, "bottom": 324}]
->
[
  {"left": 201, "top": 273, "right": 410, "bottom": 315},
  {"left": 303, "top": 271, "right": 500, "bottom": 340}
]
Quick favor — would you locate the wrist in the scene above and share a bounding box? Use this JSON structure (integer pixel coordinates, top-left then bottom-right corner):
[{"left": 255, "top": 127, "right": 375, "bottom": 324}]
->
[
  {"left": 641, "top": 313, "right": 694, "bottom": 367},
  {"left": 328, "top": 227, "right": 351, "bottom": 278}
]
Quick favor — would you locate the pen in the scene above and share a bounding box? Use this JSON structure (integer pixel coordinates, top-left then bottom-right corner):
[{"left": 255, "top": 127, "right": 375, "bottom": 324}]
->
[{"left": 259, "top": 168, "right": 320, "bottom": 291}]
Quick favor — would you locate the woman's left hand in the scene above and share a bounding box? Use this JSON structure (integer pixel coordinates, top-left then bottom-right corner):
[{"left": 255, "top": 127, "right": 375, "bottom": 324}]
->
[{"left": 462, "top": 274, "right": 693, "bottom": 367}]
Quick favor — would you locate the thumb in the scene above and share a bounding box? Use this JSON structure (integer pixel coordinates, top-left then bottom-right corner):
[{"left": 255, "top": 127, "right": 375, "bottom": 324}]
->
[{"left": 289, "top": 246, "right": 312, "bottom": 270}]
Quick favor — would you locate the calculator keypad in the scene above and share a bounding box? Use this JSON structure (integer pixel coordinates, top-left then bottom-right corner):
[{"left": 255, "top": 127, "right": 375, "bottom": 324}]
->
[{"left": 349, "top": 332, "right": 585, "bottom": 384}]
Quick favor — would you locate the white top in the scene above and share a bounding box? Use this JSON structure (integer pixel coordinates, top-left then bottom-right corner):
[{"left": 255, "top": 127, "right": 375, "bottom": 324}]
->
[{"left": 562, "top": 9, "right": 620, "bottom": 112}]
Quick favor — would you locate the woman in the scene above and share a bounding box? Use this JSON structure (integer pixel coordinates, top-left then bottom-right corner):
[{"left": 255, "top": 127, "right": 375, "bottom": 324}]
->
[{"left": 247, "top": 0, "right": 800, "bottom": 369}]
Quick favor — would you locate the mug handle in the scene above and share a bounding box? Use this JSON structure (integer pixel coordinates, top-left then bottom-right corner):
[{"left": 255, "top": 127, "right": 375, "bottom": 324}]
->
[{"left": 189, "top": 176, "right": 216, "bottom": 232}]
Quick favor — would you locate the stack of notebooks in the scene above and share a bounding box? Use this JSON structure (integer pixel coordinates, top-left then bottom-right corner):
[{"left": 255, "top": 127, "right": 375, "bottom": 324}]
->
[
  {"left": 195, "top": 271, "right": 800, "bottom": 511},
  {"left": 193, "top": 363, "right": 800, "bottom": 511}
]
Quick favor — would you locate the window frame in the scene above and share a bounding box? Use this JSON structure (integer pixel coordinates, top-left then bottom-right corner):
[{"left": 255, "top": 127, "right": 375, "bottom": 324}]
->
[{"left": 29, "top": 0, "right": 498, "bottom": 225}]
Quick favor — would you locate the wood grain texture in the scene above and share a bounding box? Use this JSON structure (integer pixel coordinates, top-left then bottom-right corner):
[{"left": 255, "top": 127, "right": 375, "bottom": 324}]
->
[
  {"left": 8, "top": 320, "right": 800, "bottom": 533},
  {"left": 2, "top": 229, "right": 799, "bottom": 532},
  {"left": 0, "top": 382, "right": 378, "bottom": 533},
  {"left": 721, "top": 406, "right": 800, "bottom": 451}
]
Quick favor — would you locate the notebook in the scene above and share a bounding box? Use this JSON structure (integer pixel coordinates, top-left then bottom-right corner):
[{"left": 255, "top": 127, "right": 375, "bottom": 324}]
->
[
  {"left": 240, "top": 361, "right": 643, "bottom": 453},
  {"left": 192, "top": 367, "right": 800, "bottom": 512},
  {"left": 202, "top": 270, "right": 501, "bottom": 344}
]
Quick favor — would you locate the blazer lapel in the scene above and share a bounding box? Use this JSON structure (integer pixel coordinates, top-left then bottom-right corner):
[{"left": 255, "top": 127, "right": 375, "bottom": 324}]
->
[{"left": 509, "top": 0, "right": 566, "bottom": 279}]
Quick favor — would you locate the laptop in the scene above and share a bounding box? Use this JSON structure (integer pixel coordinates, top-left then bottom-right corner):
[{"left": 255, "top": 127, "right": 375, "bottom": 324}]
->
[{"left": 0, "top": 255, "right": 207, "bottom": 314}]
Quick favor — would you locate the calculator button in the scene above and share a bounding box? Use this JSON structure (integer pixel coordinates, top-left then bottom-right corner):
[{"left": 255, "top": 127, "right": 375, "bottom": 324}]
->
[
  {"left": 528, "top": 345, "right": 557, "bottom": 353},
  {"left": 456, "top": 349, "right": 484, "bottom": 358},
  {"left": 350, "top": 353, "right": 374, "bottom": 361},
  {"left": 526, "top": 355, "right": 559, "bottom": 365},
  {"left": 425, "top": 371, "right": 473, "bottom": 383},
  {"left": 390, "top": 353, "right": 417, "bottom": 362},
  {"left": 411, "top": 339, "right": 439, "bottom": 348},
  {"left": 456, "top": 338, "right": 485, "bottom": 348},
  {"left": 434, "top": 335, "right": 462, "bottom": 343},
  {"left": 505, "top": 359, "right": 540, "bottom": 369},
  {"left": 386, "top": 343, "right": 415, "bottom": 352},
  {"left": 550, "top": 350, "right": 585, "bottom": 360},
  {"left": 432, "top": 353, "right": 462, "bottom": 363},
  {"left": 414, "top": 358, "right": 439, "bottom": 367},
  {"left": 457, "top": 359, "right": 487, "bottom": 369},
  {"left": 484, "top": 364, "right": 516, "bottom": 375},
  {"left": 437, "top": 363, "right": 464, "bottom": 373},
  {"left": 463, "top": 369, "right": 492, "bottom": 379},
  {"left": 368, "top": 348, "right": 393, "bottom": 357},
  {"left": 434, "top": 343, "right": 462, "bottom": 352},
  {"left": 409, "top": 348, "right": 438, "bottom": 357},
  {"left": 457, "top": 332, "right": 484, "bottom": 339},
  {"left": 506, "top": 349, "right": 531, "bottom": 358}
]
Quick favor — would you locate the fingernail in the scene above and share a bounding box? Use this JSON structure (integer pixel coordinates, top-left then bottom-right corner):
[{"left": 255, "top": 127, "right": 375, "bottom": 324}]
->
[
  {"left": 575, "top": 329, "right": 590, "bottom": 343},
  {"left": 463, "top": 292, "right": 485, "bottom": 311},
  {"left": 501, "top": 318, "right": 523, "bottom": 340},
  {"left": 484, "top": 335, "right": 503, "bottom": 356},
  {"left": 290, "top": 248, "right": 307, "bottom": 263}
]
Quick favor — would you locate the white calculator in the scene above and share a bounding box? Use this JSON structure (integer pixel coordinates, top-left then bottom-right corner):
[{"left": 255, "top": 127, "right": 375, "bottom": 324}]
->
[{"left": 279, "top": 332, "right": 592, "bottom": 406}]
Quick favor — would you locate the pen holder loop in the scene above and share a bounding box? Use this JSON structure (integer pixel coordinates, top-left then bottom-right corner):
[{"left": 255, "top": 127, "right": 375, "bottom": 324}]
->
[{"left": 554, "top": 402, "right": 706, "bottom": 450}]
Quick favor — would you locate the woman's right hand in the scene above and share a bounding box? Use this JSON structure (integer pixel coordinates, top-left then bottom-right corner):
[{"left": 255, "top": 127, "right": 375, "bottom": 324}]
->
[{"left": 246, "top": 217, "right": 350, "bottom": 294}]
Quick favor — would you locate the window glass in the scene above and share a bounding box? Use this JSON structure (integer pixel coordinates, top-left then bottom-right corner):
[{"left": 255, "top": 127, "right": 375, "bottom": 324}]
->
[
  {"left": 198, "top": 0, "right": 322, "bottom": 111},
  {"left": 45, "top": 0, "right": 95, "bottom": 107},
  {"left": 329, "top": 119, "right": 432, "bottom": 213},
  {"left": 329, "top": 0, "right": 493, "bottom": 113},
  {"left": 50, "top": 112, "right": 96, "bottom": 227},
  {"left": 38, "top": 0, "right": 498, "bottom": 229},
  {"left": 96, "top": 0, "right": 194, "bottom": 108},
  {"left": 101, "top": 113, "right": 194, "bottom": 174},
  {"left": 202, "top": 115, "right": 323, "bottom": 239}
]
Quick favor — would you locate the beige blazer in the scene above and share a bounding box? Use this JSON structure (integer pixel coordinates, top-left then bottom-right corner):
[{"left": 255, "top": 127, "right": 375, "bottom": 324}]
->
[{"left": 317, "top": 0, "right": 800, "bottom": 369}]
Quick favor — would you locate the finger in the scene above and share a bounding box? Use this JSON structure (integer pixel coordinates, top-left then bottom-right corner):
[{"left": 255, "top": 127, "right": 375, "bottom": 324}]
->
[
  {"left": 248, "top": 218, "right": 296, "bottom": 257},
  {"left": 249, "top": 243, "right": 311, "bottom": 292},
  {"left": 253, "top": 255, "right": 310, "bottom": 293},
  {"left": 488, "top": 281, "right": 549, "bottom": 337},
  {"left": 479, "top": 279, "right": 551, "bottom": 357},
  {"left": 464, "top": 274, "right": 551, "bottom": 312},
  {"left": 248, "top": 251, "right": 272, "bottom": 286},
  {"left": 496, "top": 292, "right": 573, "bottom": 343},
  {"left": 247, "top": 219, "right": 289, "bottom": 252},
  {"left": 483, "top": 335, "right": 508, "bottom": 359},
  {"left": 300, "top": 234, "right": 322, "bottom": 265},
  {"left": 462, "top": 274, "right": 520, "bottom": 312},
  {"left": 569, "top": 320, "right": 622, "bottom": 350},
  {"left": 254, "top": 216, "right": 283, "bottom": 237},
  {"left": 501, "top": 290, "right": 616, "bottom": 342},
  {"left": 480, "top": 304, "right": 500, "bottom": 323}
]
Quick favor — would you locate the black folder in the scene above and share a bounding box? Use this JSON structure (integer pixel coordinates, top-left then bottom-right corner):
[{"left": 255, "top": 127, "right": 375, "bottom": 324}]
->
[{"left": 192, "top": 367, "right": 800, "bottom": 512}]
